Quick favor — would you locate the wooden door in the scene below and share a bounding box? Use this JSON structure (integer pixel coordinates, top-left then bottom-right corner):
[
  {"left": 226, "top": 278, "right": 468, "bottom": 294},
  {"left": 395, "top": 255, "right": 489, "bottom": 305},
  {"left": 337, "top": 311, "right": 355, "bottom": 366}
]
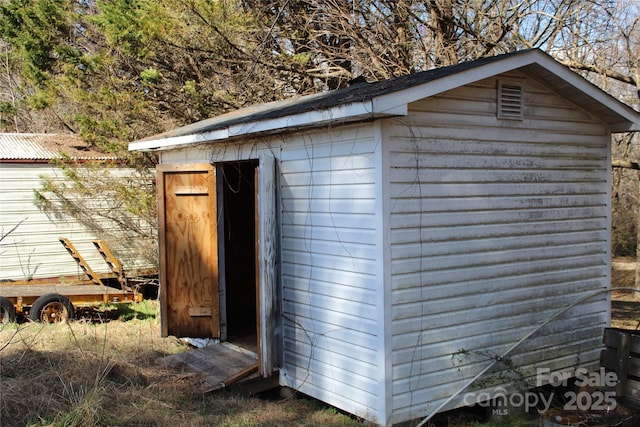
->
[
  {"left": 157, "top": 164, "right": 219, "bottom": 338},
  {"left": 257, "top": 153, "right": 278, "bottom": 376}
]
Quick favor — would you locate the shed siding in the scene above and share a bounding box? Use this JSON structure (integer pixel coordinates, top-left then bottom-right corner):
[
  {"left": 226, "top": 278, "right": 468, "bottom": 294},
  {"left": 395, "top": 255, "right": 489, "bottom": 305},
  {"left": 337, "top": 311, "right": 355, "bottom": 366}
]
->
[
  {"left": 386, "top": 74, "right": 610, "bottom": 422},
  {"left": 160, "top": 127, "right": 387, "bottom": 423},
  {"left": 278, "top": 126, "right": 385, "bottom": 422},
  {"left": 0, "top": 165, "right": 114, "bottom": 280}
]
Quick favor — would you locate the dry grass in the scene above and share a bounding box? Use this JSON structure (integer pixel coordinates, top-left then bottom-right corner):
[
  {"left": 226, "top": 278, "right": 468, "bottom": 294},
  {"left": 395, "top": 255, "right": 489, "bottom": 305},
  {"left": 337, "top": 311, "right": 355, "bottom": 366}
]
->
[
  {"left": 0, "top": 302, "right": 360, "bottom": 427},
  {"left": 4, "top": 267, "right": 640, "bottom": 427}
]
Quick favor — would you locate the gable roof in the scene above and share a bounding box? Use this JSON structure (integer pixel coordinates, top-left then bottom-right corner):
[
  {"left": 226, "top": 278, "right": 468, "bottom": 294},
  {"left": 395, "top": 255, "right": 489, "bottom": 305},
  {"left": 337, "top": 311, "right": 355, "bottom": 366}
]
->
[
  {"left": 0, "top": 133, "right": 117, "bottom": 163},
  {"left": 129, "top": 49, "right": 640, "bottom": 152}
]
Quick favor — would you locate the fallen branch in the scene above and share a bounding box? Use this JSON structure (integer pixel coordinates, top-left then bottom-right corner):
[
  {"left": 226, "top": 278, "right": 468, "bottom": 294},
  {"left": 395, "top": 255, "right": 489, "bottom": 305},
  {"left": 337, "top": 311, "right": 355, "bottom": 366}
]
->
[{"left": 612, "top": 158, "right": 640, "bottom": 170}]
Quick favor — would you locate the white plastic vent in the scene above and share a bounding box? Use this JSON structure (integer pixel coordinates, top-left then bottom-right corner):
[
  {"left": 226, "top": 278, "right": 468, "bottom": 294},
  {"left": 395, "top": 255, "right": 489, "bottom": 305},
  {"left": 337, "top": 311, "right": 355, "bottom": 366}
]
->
[{"left": 498, "top": 82, "right": 523, "bottom": 120}]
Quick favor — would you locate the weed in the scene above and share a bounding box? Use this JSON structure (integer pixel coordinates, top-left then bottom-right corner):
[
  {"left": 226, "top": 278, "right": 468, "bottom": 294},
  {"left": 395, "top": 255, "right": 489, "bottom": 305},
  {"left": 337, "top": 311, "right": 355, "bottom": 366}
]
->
[
  {"left": 452, "top": 348, "right": 528, "bottom": 389},
  {"left": 0, "top": 315, "right": 361, "bottom": 427},
  {"left": 96, "top": 299, "right": 159, "bottom": 321}
]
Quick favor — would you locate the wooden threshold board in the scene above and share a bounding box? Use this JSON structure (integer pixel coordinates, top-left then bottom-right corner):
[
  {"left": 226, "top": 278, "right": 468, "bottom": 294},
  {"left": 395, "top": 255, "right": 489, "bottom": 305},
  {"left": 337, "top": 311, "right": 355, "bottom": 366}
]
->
[{"left": 160, "top": 342, "right": 259, "bottom": 392}]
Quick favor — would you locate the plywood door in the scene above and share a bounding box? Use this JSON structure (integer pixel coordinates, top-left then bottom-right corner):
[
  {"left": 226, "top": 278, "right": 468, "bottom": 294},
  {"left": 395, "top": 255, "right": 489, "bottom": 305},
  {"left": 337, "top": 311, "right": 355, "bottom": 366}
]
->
[
  {"left": 257, "top": 153, "right": 278, "bottom": 376},
  {"left": 158, "top": 164, "right": 219, "bottom": 338}
]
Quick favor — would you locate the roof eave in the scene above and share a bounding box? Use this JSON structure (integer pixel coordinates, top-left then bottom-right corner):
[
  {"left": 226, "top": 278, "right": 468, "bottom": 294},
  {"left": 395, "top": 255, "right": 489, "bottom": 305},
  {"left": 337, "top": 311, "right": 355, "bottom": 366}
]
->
[
  {"left": 372, "top": 49, "right": 640, "bottom": 133},
  {"left": 128, "top": 128, "right": 229, "bottom": 152},
  {"left": 129, "top": 100, "right": 406, "bottom": 152},
  {"left": 129, "top": 49, "right": 640, "bottom": 153},
  {"left": 612, "top": 122, "right": 640, "bottom": 133},
  {"left": 523, "top": 57, "right": 640, "bottom": 133}
]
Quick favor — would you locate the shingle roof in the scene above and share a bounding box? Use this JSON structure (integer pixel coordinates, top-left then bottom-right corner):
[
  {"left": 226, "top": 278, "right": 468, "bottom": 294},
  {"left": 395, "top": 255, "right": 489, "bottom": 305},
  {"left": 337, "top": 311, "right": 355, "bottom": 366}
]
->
[
  {"left": 130, "top": 48, "right": 640, "bottom": 152},
  {"left": 0, "top": 133, "right": 117, "bottom": 162},
  {"left": 139, "top": 50, "right": 516, "bottom": 143}
]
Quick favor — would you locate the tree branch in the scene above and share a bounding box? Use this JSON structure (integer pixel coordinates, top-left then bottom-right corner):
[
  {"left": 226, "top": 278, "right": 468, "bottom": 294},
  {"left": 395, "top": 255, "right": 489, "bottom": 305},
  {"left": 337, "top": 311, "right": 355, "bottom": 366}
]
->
[
  {"left": 613, "top": 158, "right": 640, "bottom": 170},
  {"left": 560, "top": 60, "right": 638, "bottom": 87}
]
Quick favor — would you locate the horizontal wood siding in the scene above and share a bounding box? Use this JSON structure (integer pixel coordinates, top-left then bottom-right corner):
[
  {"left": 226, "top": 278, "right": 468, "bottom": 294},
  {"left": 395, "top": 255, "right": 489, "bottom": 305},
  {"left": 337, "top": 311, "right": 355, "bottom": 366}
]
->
[
  {"left": 387, "top": 73, "right": 610, "bottom": 423},
  {"left": 0, "top": 164, "right": 155, "bottom": 281},
  {"left": 278, "top": 126, "right": 384, "bottom": 422}
]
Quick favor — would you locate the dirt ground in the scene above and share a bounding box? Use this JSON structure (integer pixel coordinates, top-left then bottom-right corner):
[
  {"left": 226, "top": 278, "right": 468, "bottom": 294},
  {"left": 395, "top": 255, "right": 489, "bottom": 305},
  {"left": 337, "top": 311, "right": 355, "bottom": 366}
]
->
[{"left": 612, "top": 258, "right": 640, "bottom": 329}]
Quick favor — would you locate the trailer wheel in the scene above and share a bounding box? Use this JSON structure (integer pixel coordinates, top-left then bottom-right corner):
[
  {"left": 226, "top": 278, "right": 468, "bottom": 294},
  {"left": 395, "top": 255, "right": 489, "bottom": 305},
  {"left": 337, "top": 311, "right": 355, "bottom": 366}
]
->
[
  {"left": 0, "top": 296, "right": 16, "bottom": 324},
  {"left": 29, "top": 294, "right": 75, "bottom": 323}
]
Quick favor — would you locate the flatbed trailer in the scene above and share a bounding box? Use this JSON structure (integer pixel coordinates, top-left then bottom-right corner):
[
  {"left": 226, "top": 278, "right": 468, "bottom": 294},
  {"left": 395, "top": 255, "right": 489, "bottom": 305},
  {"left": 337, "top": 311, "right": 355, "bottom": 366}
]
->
[{"left": 0, "top": 238, "right": 154, "bottom": 323}]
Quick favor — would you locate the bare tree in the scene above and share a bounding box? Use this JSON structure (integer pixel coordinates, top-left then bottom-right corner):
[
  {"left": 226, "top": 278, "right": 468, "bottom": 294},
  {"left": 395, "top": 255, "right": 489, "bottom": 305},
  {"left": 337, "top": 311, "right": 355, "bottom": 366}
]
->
[{"left": 2, "top": 0, "right": 639, "bottom": 273}]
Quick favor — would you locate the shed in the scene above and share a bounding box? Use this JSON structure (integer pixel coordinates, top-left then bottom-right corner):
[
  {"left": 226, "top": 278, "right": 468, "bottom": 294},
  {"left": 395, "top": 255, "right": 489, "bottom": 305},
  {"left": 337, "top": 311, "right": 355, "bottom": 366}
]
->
[
  {"left": 0, "top": 133, "right": 154, "bottom": 281},
  {"left": 129, "top": 49, "right": 640, "bottom": 426}
]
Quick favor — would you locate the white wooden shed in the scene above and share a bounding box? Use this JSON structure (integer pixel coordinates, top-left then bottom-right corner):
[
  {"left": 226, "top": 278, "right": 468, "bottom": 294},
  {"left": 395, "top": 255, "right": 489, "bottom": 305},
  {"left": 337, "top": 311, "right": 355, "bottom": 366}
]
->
[{"left": 130, "top": 49, "right": 640, "bottom": 426}]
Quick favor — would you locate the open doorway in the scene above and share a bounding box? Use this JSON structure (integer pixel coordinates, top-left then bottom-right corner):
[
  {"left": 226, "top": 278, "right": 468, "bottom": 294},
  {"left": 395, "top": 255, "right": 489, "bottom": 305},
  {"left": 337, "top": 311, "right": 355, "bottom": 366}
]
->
[
  {"left": 218, "top": 161, "right": 258, "bottom": 353},
  {"left": 157, "top": 158, "right": 276, "bottom": 383}
]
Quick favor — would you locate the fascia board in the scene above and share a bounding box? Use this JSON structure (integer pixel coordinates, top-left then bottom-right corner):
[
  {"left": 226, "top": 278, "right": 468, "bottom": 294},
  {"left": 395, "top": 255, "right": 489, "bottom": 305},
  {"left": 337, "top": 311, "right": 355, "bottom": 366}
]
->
[
  {"left": 128, "top": 128, "right": 229, "bottom": 151},
  {"left": 227, "top": 100, "right": 383, "bottom": 136},
  {"left": 130, "top": 100, "right": 405, "bottom": 152},
  {"left": 538, "top": 56, "right": 640, "bottom": 131},
  {"left": 611, "top": 122, "right": 640, "bottom": 132},
  {"left": 373, "top": 50, "right": 640, "bottom": 132},
  {"left": 371, "top": 53, "right": 542, "bottom": 112}
]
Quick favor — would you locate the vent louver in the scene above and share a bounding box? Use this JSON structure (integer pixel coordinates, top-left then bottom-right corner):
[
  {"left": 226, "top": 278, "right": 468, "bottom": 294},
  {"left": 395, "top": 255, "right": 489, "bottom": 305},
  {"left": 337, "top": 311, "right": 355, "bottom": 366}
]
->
[{"left": 498, "top": 82, "right": 523, "bottom": 120}]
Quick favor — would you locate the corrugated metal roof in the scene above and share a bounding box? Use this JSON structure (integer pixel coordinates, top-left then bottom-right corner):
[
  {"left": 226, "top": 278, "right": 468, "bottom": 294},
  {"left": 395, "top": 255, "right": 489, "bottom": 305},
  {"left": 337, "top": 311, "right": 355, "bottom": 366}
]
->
[{"left": 0, "top": 133, "right": 117, "bottom": 162}]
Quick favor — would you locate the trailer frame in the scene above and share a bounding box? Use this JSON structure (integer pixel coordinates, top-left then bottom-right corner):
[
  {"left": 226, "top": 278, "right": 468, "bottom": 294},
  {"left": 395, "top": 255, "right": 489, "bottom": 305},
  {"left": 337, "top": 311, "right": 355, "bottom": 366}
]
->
[{"left": 0, "top": 238, "right": 155, "bottom": 323}]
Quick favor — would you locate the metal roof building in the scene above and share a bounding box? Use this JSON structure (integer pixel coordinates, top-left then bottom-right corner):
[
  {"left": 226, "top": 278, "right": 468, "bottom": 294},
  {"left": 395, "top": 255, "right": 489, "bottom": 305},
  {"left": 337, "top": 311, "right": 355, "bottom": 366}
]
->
[
  {"left": 1, "top": 133, "right": 152, "bottom": 282},
  {"left": 0, "top": 133, "right": 117, "bottom": 162}
]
